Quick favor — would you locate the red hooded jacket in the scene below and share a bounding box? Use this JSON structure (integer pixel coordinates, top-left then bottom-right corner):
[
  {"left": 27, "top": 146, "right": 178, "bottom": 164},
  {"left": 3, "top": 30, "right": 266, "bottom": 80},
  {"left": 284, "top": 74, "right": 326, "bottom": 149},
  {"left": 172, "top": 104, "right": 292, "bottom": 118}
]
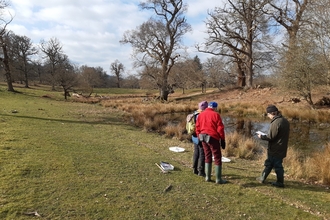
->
[{"left": 195, "top": 108, "right": 225, "bottom": 141}]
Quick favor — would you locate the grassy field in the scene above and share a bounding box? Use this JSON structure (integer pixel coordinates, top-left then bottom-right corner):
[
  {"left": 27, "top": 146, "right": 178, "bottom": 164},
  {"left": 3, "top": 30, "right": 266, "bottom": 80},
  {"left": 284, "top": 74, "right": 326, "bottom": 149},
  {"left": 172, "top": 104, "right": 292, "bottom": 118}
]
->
[{"left": 0, "top": 85, "right": 329, "bottom": 219}]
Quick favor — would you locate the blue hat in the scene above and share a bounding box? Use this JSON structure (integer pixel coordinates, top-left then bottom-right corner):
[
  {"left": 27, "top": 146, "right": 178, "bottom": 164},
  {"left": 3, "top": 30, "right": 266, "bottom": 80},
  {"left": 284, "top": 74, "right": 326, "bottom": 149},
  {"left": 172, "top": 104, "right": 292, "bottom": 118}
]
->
[{"left": 208, "top": 101, "right": 218, "bottom": 108}]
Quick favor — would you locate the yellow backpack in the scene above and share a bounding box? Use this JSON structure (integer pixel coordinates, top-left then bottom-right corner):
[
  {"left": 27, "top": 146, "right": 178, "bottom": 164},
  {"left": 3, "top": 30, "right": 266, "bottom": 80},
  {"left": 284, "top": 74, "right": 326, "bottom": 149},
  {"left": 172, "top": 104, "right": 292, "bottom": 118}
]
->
[{"left": 186, "top": 111, "right": 199, "bottom": 135}]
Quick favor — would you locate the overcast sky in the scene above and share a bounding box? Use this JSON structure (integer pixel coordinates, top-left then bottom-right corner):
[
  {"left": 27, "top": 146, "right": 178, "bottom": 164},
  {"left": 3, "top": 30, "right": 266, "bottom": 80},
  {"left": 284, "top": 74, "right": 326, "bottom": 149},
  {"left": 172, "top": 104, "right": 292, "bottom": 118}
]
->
[{"left": 7, "top": 0, "right": 223, "bottom": 76}]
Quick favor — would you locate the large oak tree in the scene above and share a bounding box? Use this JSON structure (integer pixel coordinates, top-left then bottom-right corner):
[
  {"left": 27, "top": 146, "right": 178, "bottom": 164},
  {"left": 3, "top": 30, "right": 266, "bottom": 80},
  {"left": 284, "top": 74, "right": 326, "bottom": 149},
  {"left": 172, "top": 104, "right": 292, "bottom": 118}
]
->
[
  {"left": 121, "top": 0, "right": 191, "bottom": 101},
  {"left": 0, "top": 0, "right": 14, "bottom": 91},
  {"left": 198, "top": 0, "right": 270, "bottom": 88},
  {"left": 8, "top": 33, "right": 38, "bottom": 88}
]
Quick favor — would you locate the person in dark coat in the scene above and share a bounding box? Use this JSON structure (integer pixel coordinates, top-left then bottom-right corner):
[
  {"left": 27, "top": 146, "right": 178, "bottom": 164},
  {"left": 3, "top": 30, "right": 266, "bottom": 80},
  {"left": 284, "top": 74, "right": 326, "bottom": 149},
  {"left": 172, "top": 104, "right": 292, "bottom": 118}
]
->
[
  {"left": 257, "top": 105, "right": 290, "bottom": 187},
  {"left": 192, "top": 101, "right": 208, "bottom": 177}
]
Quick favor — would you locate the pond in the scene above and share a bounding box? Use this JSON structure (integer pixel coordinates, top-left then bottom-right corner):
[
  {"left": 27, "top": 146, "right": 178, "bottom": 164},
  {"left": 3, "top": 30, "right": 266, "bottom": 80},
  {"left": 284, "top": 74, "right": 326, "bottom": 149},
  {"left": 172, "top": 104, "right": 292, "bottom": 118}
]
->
[
  {"left": 222, "top": 116, "right": 330, "bottom": 152},
  {"left": 168, "top": 113, "right": 330, "bottom": 152}
]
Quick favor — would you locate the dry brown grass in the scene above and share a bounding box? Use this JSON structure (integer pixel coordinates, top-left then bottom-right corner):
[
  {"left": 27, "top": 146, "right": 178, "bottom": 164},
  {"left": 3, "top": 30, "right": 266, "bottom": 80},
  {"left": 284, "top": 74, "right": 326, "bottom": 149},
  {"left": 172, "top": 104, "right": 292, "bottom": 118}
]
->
[
  {"left": 163, "top": 122, "right": 187, "bottom": 141},
  {"left": 225, "top": 131, "right": 263, "bottom": 160},
  {"left": 283, "top": 148, "right": 305, "bottom": 179},
  {"left": 257, "top": 143, "right": 330, "bottom": 185},
  {"left": 280, "top": 107, "right": 330, "bottom": 123},
  {"left": 306, "top": 144, "right": 330, "bottom": 185}
]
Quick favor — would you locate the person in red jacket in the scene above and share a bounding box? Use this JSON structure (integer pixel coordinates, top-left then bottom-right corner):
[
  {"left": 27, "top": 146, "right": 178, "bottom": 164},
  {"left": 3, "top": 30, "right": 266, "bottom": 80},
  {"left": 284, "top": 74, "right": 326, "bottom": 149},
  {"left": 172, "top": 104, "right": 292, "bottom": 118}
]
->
[{"left": 195, "top": 101, "right": 227, "bottom": 184}]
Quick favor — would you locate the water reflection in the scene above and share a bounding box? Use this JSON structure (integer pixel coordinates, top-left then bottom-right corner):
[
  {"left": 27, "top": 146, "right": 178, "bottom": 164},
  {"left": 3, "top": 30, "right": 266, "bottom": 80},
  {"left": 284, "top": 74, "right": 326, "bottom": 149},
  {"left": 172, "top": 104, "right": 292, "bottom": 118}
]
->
[
  {"left": 222, "top": 116, "right": 330, "bottom": 152},
  {"left": 164, "top": 113, "right": 330, "bottom": 152}
]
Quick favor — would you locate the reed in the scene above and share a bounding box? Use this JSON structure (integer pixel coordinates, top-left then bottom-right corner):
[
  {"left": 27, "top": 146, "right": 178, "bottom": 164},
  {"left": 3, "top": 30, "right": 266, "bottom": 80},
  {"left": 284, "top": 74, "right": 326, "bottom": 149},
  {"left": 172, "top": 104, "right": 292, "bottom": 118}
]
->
[
  {"left": 225, "top": 131, "right": 263, "bottom": 159},
  {"left": 266, "top": 144, "right": 330, "bottom": 185},
  {"left": 307, "top": 144, "right": 330, "bottom": 185},
  {"left": 283, "top": 148, "right": 305, "bottom": 180}
]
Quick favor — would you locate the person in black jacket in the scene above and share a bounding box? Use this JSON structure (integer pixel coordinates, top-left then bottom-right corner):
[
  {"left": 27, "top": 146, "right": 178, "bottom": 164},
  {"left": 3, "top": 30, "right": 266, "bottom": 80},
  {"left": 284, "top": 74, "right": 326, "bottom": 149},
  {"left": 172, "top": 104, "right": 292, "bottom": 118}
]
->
[
  {"left": 192, "top": 101, "right": 208, "bottom": 177},
  {"left": 256, "top": 105, "right": 290, "bottom": 187}
]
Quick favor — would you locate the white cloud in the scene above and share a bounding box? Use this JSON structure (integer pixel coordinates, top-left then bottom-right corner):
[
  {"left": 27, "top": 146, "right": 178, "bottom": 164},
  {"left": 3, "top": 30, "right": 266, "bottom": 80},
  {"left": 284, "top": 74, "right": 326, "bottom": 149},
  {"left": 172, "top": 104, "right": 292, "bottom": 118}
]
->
[{"left": 7, "top": 0, "right": 221, "bottom": 75}]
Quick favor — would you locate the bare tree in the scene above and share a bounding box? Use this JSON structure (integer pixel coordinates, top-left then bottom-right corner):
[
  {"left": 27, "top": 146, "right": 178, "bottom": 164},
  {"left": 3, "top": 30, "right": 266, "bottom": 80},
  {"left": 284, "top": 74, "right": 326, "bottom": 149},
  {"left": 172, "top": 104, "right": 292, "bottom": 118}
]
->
[
  {"left": 198, "top": 0, "right": 270, "bottom": 88},
  {"left": 110, "top": 59, "right": 124, "bottom": 88},
  {"left": 40, "top": 37, "right": 65, "bottom": 90},
  {"left": 55, "top": 56, "right": 78, "bottom": 100},
  {"left": 0, "top": 0, "right": 14, "bottom": 91},
  {"left": 8, "top": 33, "right": 38, "bottom": 88},
  {"left": 33, "top": 59, "right": 44, "bottom": 84},
  {"left": 77, "top": 65, "right": 105, "bottom": 95},
  {"left": 275, "top": 0, "right": 330, "bottom": 107},
  {"left": 278, "top": 37, "right": 325, "bottom": 107},
  {"left": 268, "top": 0, "right": 328, "bottom": 108},
  {"left": 121, "top": 75, "right": 140, "bottom": 89},
  {"left": 267, "top": 0, "right": 309, "bottom": 49},
  {"left": 170, "top": 59, "right": 200, "bottom": 94},
  {"left": 204, "top": 56, "right": 236, "bottom": 89},
  {"left": 138, "top": 64, "right": 162, "bottom": 90},
  {"left": 307, "top": 0, "right": 330, "bottom": 86},
  {"left": 121, "top": 0, "right": 191, "bottom": 101}
]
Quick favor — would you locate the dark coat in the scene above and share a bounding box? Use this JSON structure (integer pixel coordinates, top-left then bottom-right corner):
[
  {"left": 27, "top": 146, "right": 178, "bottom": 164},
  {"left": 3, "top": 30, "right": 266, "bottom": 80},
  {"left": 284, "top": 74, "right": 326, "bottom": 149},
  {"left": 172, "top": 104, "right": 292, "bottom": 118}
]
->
[{"left": 261, "top": 114, "right": 290, "bottom": 159}]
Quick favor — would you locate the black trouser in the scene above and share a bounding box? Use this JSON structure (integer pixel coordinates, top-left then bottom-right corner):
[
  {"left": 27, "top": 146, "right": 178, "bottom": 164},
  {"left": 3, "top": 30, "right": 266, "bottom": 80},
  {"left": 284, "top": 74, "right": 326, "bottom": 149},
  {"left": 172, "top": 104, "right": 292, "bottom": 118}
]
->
[
  {"left": 193, "top": 141, "right": 205, "bottom": 175},
  {"left": 263, "top": 154, "right": 284, "bottom": 183}
]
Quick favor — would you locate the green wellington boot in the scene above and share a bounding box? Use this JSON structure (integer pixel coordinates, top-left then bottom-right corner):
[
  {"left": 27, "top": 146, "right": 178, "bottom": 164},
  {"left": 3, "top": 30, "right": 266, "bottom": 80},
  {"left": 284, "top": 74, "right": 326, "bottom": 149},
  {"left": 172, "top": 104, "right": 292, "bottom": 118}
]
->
[
  {"left": 215, "top": 165, "right": 227, "bottom": 184},
  {"left": 205, "top": 163, "right": 212, "bottom": 182}
]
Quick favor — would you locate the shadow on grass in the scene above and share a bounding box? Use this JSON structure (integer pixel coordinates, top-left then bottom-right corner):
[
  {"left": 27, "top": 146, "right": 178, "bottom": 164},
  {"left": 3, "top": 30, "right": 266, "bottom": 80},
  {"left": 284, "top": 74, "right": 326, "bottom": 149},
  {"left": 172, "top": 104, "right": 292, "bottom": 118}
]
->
[
  {"left": 0, "top": 113, "right": 124, "bottom": 125},
  {"left": 240, "top": 177, "right": 328, "bottom": 192}
]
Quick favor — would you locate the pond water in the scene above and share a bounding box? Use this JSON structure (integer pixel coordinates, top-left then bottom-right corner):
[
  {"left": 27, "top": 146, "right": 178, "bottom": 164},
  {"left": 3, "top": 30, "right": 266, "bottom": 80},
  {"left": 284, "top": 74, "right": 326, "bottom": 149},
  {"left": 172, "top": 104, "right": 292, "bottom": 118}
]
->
[
  {"left": 168, "top": 113, "right": 330, "bottom": 152},
  {"left": 222, "top": 116, "right": 330, "bottom": 152}
]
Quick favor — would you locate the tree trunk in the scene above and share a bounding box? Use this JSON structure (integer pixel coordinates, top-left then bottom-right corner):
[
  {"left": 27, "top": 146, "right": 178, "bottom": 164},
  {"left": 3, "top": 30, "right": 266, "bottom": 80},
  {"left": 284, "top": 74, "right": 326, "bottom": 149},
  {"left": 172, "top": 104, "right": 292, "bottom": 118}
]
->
[
  {"left": 24, "top": 72, "right": 29, "bottom": 88},
  {"left": 245, "top": 31, "right": 253, "bottom": 88},
  {"left": 245, "top": 68, "right": 253, "bottom": 88},
  {"left": 160, "top": 65, "right": 170, "bottom": 101},
  {"left": 4, "top": 70, "right": 14, "bottom": 92},
  {"left": 160, "top": 87, "right": 169, "bottom": 101},
  {"left": 0, "top": 36, "right": 15, "bottom": 92},
  {"left": 237, "top": 63, "right": 246, "bottom": 87},
  {"left": 116, "top": 76, "right": 120, "bottom": 88}
]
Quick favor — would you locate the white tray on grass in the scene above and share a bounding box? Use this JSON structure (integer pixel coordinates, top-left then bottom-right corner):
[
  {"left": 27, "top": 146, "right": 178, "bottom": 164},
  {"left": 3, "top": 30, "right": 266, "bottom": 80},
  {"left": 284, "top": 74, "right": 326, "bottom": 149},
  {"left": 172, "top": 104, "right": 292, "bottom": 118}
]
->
[
  {"left": 169, "top": 146, "right": 185, "bottom": 152},
  {"left": 212, "top": 156, "right": 231, "bottom": 163}
]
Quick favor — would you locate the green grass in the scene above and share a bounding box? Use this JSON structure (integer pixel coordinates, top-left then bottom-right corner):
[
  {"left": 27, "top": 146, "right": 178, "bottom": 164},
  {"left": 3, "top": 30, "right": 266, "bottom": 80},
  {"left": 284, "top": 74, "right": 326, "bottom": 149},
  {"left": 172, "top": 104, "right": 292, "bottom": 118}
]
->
[{"left": 0, "top": 85, "right": 329, "bottom": 219}]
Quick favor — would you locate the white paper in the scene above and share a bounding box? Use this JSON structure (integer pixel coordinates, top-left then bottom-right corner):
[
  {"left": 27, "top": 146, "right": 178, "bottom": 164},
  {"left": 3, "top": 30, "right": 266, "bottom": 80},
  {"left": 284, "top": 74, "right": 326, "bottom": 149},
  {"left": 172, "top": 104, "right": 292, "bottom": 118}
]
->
[{"left": 256, "top": 131, "right": 266, "bottom": 136}]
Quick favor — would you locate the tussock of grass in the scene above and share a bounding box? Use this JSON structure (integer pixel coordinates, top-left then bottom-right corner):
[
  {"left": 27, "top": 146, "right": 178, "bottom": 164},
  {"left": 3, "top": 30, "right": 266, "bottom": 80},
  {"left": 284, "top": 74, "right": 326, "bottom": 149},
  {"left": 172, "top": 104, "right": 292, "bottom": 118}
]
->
[
  {"left": 283, "top": 148, "right": 305, "bottom": 179},
  {"left": 315, "top": 144, "right": 330, "bottom": 184},
  {"left": 305, "top": 144, "right": 330, "bottom": 185},
  {"left": 225, "top": 131, "right": 263, "bottom": 160}
]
